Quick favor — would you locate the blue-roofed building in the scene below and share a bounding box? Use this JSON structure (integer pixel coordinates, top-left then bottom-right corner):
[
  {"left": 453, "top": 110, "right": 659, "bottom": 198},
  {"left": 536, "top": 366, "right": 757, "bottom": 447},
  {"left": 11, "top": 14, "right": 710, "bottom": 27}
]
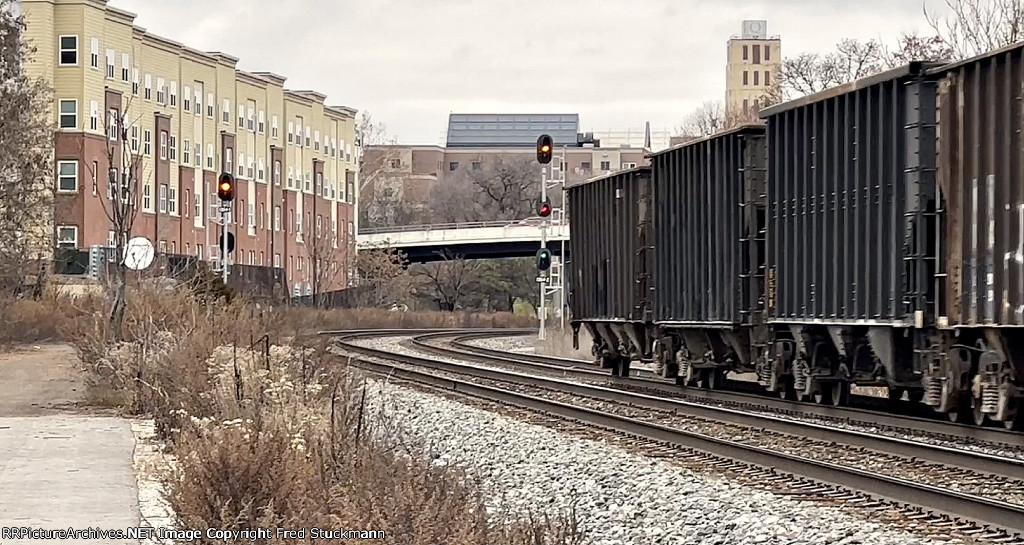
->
[{"left": 445, "top": 114, "right": 581, "bottom": 148}]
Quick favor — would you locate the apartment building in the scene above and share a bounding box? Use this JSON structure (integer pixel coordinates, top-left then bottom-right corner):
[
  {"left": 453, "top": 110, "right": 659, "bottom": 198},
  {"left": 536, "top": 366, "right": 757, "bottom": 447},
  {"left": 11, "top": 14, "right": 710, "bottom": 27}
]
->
[
  {"left": 724, "top": 20, "right": 782, "bottom": 117},
  {"left": 20, "top": 0, "right": 358, "bottom": 295}
]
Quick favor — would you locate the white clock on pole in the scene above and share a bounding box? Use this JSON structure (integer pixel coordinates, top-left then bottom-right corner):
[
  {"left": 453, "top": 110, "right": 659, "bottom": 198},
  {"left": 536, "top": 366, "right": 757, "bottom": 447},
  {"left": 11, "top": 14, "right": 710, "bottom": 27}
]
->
[{"left": 123, "top": 236, "right": 155, "bottom": 271}]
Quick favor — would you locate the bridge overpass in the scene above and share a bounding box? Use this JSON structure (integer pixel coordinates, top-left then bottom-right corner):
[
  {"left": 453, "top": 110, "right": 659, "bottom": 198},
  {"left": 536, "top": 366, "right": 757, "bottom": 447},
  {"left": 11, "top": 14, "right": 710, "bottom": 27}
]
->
[{"left": 357, "top": 220, "right": 570, "bottom": 263}]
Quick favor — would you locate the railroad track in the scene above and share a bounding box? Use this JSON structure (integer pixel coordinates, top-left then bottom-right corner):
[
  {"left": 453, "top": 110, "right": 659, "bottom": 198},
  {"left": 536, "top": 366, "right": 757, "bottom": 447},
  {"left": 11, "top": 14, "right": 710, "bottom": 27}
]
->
[{"left": 329, "top": 329, "right": 1024, "bottom": 542}]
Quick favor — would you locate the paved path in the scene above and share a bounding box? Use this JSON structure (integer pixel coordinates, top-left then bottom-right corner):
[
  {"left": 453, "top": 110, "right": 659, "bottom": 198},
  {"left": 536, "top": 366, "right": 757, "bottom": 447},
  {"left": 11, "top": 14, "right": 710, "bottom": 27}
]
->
[{"left": 0, "top": 345, "right": 140, "bottom": 544}]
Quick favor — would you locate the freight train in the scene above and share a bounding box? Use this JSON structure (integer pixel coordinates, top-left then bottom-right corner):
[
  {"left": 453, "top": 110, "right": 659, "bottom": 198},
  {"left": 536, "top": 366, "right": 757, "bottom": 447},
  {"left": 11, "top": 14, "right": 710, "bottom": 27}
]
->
[{"left": 567, "top": 42, "right": 1024, "bottom": 430}]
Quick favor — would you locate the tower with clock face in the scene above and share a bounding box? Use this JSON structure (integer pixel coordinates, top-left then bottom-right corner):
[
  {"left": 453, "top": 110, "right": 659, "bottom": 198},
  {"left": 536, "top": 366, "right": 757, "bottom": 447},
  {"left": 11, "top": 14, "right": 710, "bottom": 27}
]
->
[{"left": 723, "top": 20, "right": 782, "bottom": 121}]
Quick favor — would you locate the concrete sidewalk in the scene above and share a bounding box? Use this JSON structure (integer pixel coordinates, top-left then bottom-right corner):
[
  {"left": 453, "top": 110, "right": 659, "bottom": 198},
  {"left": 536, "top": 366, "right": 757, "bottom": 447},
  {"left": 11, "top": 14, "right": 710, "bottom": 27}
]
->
[{"left": 0, "top": 345, "right": 140, "bottom": 545}]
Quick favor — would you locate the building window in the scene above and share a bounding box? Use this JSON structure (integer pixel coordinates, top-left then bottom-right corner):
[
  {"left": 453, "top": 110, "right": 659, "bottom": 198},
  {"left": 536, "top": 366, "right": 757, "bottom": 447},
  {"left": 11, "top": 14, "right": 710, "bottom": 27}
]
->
[
  {"left": 287, "top": 122, "right": 294, "bottom": 143},
  {"left": 764, "top": 45, "right": 770, "bottom": 61},
  {"left": 107, "top": 108, "right": 118, "bottom": 140},
  {"left": 59, "top": 36, "right": 78, "bottom": 65},
  {"left": 753, "top": 44, "right": 761, "bottom": 64},
  {"left": 238, "top": 105, "right": 245, "bottom": 128},
  {"left": 743, "top": 98, "right": 749, "bottom": 113},
  {"left": 169, "top": 81, "right": 177, "bottom": 107},
  {"left": 600, "top": 160, "right": 611, "bottom": 171},
  {"left": 159, "top": 131, "right": 168, "bottom": 160},
  {"left": 130, "top": 126, "right": 139, "bottom": 152},
  {"left": 274, "top": 205, "right": 281, "bottom": 232},
  {"left": 207, "top": 93, "right": 214, "bottom": 118},
  {"left": 272, "top": 115, "right": 279, "bottom": 138},
  {"left": 247, "top": 105, "right": 255, "bottom": 132},
  {"left": 314, "top": 130, "right": 320, "bottom": 151},
  {"left": 274, "top": 253, "right": 281, "bottom": 268},
  {"left": 247, "top": 155, "right": 254, "bottom": 179},
  {"left": 248, "top": 202, "right": 255, "bottom": 226},
  {"left": 194, "top": 90, "right": 202, "bottom": 117},
  {"left": 143, "top": 183, "right": 152, "bottom": 210},
  {"left": 389, "top": 158, "right": 402, "bottom": 169},
  {"left": 449, "top": 161, "right": 458, "bottom": 171},
  {"left": 56, "top": 226, "right": 77, "bottom": 247},
  {"left": 183, "top": 139, "right": 191, "bottom": 164},
  {"left": 765, "top": 70, "right": 771, "bottom": 86},
  {"left": 159, "top": 184, "right": 168, "bottom": 213},
  {"left": 258, "top": 111, "right": 265, "bottom": 133},
  {"left": 89, "top": 38, "right": 99, "bottom": 68},
  {"left": 169, "top": 134, "right": 177, "bottom": 162},
  {"left": 742, "top": 44, "right": 748, "bottom": 61},
  {"left": 258, "top": 158, "right": 265, "bottom": 181},
  {"left": 194, "top": 143, "right": 201, "bottom": 167},
  {"left": 238, "top": 152, "right": 245, "bottom": 177},
  {"left": 273, "top": 160, "right": 281, "bottom": 186},
  {"left": 581, "top": 162, "right": 591, "bottom": 171},
  {"left": 304, "top": 172, "right": 311, "bottom": 192},
  {"left": 57, "top": 161, "right": 78, "bottom": 192},
  {"left": 743, "top": 70, "right": 749, "bottom": 85},
  {"left": 753, "top": 70, "right": 759, "bottom": 86},
  {"left": 183, "top": 85, "right": 191, "bottom": 112},
  {"left": 156, "top": 78, "right": 166, "bottom": 104},
  {"left": 197, "top": 245, "right": 203, "bottom": 260},
  {"left": 222, "top": 99, "right": 230, "bottom": 124},
  {"left": 305, "top": 127, "right": 311, "bottom": 147},
  {"left": 121, "top": 53, "right": 129, "bottom": 81},
  {"left": 105, "top": 49, "right": 115, "bottom": 78},
  {"left": 207, "top": 144, "right": 214, "bottom": 169},
  {"left": 144, "top": 129, "right": 152, "bottom": 155},
  {"left": 225, "top": 148, "right": 233, "bottom": 173},
  {"left": 195, "top": 192, "right": 202, "bottom": 220},
  {"left": 158, "top": 240, "right": 166, "bottom": 253},
  {"left": 91, "top": 160, "right": 98, "bottom": 195},
  {"left": 144, "top": 74, "right": 152, "bottom": 100},
  {"left": 89, "top": 101, "right": 98, "bottom": 131},
  {"left": 59, "top": 99, "right": 77, "bottom": 129},
  {"left": 184, "top": 189, "right": 190, "bottom": 217},
  {"left": 169, "top": 186, "right": 177, "bottom": 214},
  {"left": 132, "top": 69, "right": 139, "bottom": 96},
  {"left": 238, "top": 199, "right": 245, "bottom": 226}
]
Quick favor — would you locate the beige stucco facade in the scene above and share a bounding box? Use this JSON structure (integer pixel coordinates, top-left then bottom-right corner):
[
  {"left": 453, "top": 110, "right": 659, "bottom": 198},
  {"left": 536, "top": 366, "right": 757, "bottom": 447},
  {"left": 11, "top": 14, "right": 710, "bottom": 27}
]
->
[
  {"left": 724, "top": 22, "right": 782, "bottom": 117},
  {"left": 21, "top": 0, "right": 359, "bottom": 295}
]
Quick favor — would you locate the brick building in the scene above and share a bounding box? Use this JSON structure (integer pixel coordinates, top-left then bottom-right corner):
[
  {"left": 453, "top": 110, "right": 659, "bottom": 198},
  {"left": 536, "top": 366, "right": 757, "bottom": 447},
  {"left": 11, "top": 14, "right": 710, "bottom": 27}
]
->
[{"left": 21, "top": 0, "right": 359, "bottom": 296}]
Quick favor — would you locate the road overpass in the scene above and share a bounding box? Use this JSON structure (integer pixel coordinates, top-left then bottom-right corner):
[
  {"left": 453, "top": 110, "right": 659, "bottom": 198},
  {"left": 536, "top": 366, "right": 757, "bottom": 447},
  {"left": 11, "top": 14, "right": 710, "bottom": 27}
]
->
[{"left": 357, "top": 220, "right": 570, "bottom": 263}]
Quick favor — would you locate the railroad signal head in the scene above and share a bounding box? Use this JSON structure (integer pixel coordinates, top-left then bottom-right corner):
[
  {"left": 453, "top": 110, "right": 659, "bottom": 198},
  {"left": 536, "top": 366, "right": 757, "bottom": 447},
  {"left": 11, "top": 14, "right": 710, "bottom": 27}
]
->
[
  {"left": 538, "top": 198, "right": 552, "bottom": 218},
  {"left": 537, "top": 248, "right": 552, "bottom": 271},
  {"left": 217, "top": 173, "right": 235, "bottom": 202},
  {"left": 537, "top": 134, "right": 553, "bottom": 164}
]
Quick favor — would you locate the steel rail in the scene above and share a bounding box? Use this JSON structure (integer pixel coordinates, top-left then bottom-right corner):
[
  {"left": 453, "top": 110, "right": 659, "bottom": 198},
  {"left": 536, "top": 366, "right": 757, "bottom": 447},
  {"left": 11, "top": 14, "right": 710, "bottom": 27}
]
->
[
  {"left": 436, "top": 331, "right": 1024, "bottom": 447},
  {"left": 334, "top": 335, "right": 1024, "bottom": 538}
]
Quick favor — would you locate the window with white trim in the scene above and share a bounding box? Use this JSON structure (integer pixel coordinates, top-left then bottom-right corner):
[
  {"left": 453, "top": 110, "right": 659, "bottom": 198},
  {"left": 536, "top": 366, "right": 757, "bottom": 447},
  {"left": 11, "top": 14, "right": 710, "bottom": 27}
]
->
[
  {"left": 144, "top": 74, "right": 152, "bottom": 100},
  {"left": 169, "top": 186, "right": 177, "bottom": 214},
  {"left": 107, "top": 108, "right": 118, "bottom": 141},
  {"left": 142, "top": 183, "right": 152, "bottom": 210},
  {"left": 304, "top": 171, "right": 311, "bottom": 192},
  {"left": 258, "top": 158, "right": 265, "bottom": 181},
  {"left": 91, "top": 160, "right": 98, "bottom": 195},
  {"left": 105, "top": 49, "right": 114, "bottom": 78},
  {"left": 182, "top": 139, "right": 191, "bottom": 165},
  {"left": 159, "top": 184, "right": 167, "bottom": 213},
  {"left": 183, "top": 85, "right": 191, "bottom": 112},
  {"left": 207, "top": 93, "right": 214, "bottom": 118},
  {"left": 258, "top": 110, "right": 265, "bottom": 133},
  {"left": 130, "top": 126, "right": 139, "bottom": 153},
  {"left": 159, "top": 131, "right": 168, "bottom": 160},
  {"left": 304, "top": 126, "right": 311, "bottom": 147},
  {"left": 156, "top": 77, "right": 165, "bottom": 104},
  {"left": 194, "top": 191, "right": 202, "bottom": 220},
  {"left": 273, "top": 160, "right": 281, "bottom": 186},
  {"left": 144, "top": 129, "right": 151, "bottom": 156},
  {"left": 287, "top": 166, "right": 294, "bottom": 188},
  {"left": 207, "top": 144, "right": 214, "bottom": 169},
  {"left": 89, "top": 38, "right": 98, "bottom": 68},
  {"left": 222, "top": 99, "right": 230, "bottom": 124},
  {"left": 132, "top": 69, "right": 139, "bottom": 95},
  {"left": 287, "top": 121, "right": 294, "bottom": 143},
  {"left": 169, "top": 134, "right": 177, "bottom": 162},
  {"left": 246, "top": 103, "right": 255, "bottom": 131},
  {"left": 225, "top": 148, "right": 232, "bottom": 174},
  {"left": 56, "top": 226, "right": 78, "bottom": 247},
  {"left": 59, "top": 99, "right": 77, "bottom": 129},
  {"left": 59, "top": 36, "right": 78, "bottom": 65},
  {"left": 314, "top": 130, "right": 320, "bottom": 151},
  {"left": 274, "top": 206, "right": 281, "bottom": 232},
  {"left": 296, "top": 120, "right": 302, "bottom": 145},
  {"left": 89, "top": 101, "right": 98, "bottom": 131},
  {"left": 247, "top": 155, "right": 254, "bottom": 179},
  {"left": 194, "top": 142, "right": 201, "bottom": 167},
  {"left": 194, "top": 90, "right": 201, "bottom": 117},
  {"left": 248, "top": 202, "right": 255, "bottom": 226},
  {"left": 271, "top": 115, "right": 279, "bottom": 138},
  {"left": 237, "top": 104, "right": 245, "bottom": 128},
  {"left": 121, "top": 53, "right": 129, "bottom": 81},
  {"left": 57, "top": 161, "right": 78, "bottom": 192},
  {"left": 107, "top": 230, "right": 116, "bottom": 248}
]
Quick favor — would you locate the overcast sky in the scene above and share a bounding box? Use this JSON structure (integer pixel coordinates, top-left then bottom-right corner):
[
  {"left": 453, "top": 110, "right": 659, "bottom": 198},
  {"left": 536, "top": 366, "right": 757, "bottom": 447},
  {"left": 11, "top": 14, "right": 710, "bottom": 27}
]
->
[{"left": 111, "top": 0, "right": 942, "bottom": 144}]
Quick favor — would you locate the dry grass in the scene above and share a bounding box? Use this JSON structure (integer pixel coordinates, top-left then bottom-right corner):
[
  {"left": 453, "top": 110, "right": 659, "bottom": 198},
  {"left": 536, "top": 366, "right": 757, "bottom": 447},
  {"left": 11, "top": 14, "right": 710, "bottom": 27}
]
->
[{"left": 48, "top": 284, "right": 580, "bottom": 545}]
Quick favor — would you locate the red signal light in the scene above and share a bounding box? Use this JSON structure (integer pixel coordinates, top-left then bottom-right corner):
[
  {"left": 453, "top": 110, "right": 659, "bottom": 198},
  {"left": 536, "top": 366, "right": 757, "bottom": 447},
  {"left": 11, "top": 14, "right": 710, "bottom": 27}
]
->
[{"left": 538, "top": 198, "right": 552, "bottom": 217}]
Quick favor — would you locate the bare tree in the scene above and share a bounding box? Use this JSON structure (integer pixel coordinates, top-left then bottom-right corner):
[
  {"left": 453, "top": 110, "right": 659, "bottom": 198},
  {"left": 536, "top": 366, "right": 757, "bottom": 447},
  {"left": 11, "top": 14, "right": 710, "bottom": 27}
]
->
[
  {"left": 79, "top": 95, "right": 146, "bottom": 342},
  {"left": 926, "top": 0, "right": 1024, "bottom": 59},
  {"left": 0, "top": 0, "right": 54, "bottom": 297},
  {"left": 356, "top": 111, "right": 415, "bottom": 228},
  {"left": 353, "top": 245, "right": 412, "bottom": 308},
  {"left": 881, "top": 31, "right": 956, "bottom": 66},
  {"left": 677, "top": 96, "right": 773, "bottom": 139},
  {"left": 412, "top": 250, "right": 482, "bottom": 311},
  {"left": 302, "top": 210, "right": 344, "bottom": 307},
  {"left": 780, "top": 39, "right": 886, "bottom": 97}
]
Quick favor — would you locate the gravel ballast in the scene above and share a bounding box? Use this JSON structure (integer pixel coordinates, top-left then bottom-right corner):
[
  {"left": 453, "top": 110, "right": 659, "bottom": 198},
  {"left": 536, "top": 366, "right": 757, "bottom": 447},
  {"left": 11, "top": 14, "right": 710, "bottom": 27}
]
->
[{"left": 362, "top": 376, "right": 944, "bottom": 545}]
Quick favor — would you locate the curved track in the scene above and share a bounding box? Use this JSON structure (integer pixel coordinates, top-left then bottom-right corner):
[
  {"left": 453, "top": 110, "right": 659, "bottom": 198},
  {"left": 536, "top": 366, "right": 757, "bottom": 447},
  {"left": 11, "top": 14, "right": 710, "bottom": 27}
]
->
[{"left": 330, "top": 329, "right": 1024, "bottom": 541}]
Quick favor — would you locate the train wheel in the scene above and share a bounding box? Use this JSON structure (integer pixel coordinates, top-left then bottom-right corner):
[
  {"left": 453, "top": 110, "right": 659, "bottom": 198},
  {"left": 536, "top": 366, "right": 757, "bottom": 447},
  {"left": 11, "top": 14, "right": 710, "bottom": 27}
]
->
[
  {"left": 830, "top": 381, "right": 849, "bottom": 406},
  {"left": 887, "top": 387, "right": 905, "bottom": 402},
  {"left": 947, "top": 395, "right": 974, "bottom": 424},
  {"left": 777, "top": 376, "right": 796, "bottom": 400},
  {"left": 972, "top": 395, "right": 988, "bottom": 427},
  {"left": 907, "top": 389, "right": 925, "bottom": 403},
  {"left": 618, "top": 358, "right": 631, "bottom": 378},
  {"left": 812, "top": 382, "right": 833, "bottom": 405}
]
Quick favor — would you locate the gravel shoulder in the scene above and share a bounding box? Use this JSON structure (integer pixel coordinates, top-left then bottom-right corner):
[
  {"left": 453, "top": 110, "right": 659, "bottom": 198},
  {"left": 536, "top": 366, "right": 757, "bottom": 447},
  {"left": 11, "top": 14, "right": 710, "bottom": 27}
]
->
[{"left": 0, "top": 344, "right": 141, "bottom": 544}]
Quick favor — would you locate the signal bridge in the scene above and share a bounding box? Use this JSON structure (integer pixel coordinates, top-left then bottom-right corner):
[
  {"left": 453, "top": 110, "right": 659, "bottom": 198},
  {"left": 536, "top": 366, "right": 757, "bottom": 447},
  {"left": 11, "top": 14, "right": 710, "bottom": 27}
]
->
[{"left": 356, "top": 219, "right": 570, "bottom": 263}]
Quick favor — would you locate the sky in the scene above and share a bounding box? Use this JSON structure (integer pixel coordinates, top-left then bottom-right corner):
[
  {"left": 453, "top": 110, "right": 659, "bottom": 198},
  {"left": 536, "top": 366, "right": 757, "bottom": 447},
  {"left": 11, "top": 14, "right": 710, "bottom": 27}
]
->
[{"left": 110, "top": 0, "right": 943, "bottom": 144}]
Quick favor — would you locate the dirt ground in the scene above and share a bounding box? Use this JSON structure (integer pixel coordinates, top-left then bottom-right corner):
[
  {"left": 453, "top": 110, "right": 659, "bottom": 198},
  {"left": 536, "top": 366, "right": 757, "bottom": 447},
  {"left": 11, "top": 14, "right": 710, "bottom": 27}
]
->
[{"left": 0, "top": 344, "right": 89, "bottom": 417}]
